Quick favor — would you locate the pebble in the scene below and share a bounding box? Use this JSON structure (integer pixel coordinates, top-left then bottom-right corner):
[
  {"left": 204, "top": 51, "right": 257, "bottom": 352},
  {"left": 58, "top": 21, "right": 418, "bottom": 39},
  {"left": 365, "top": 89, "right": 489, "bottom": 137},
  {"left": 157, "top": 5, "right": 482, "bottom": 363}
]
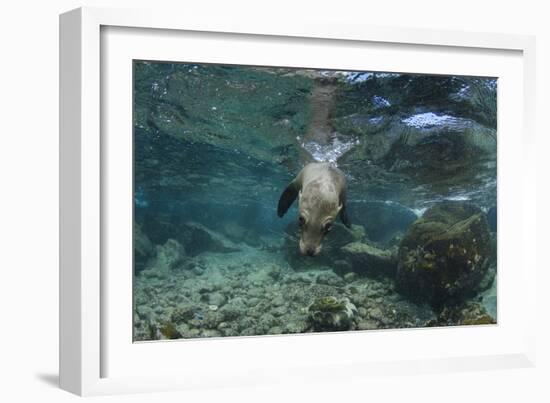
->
[
  {"left": 343, "top": 272, "right": 357, "bottom": 282},
  {"left": 246, "top": 297, "right": 260, "bottom": 307},
  {"left": 208, "top": 292, "right": 227, "bottom": 307},
  {"left": 201, "top": 329, "right": 222, "bottom": 338},
  {"left": 368, "top": 307, "right": 384, "bottom": 321},
  {"left": 285, "top": 321, "right": 308, "bottom": 333},
  {"left": 271, "top": 295, "right": 285, "bottom": 307},
  {"left": 221, "top": 327, "right": 239, "bottom": 337},
  {"left": 187, "top": 329, "right": 201, "bottom": 338},
  {"left": 192, "top": 265, "right": 205, "bottom": 276},
  {"left": 268, "top": 265, "right": 282, "bottom": 279},
  {"left": 171, "top": 305, "right": 195, "bottom": 323},
  {"left": 268, "top": 326, "right": 283, "bottom": 334},
  {"left": 240, "top": 327, "right": 257, "bottom": 336},
  {"left": 219, "top": 304, "right": 242, "bottom": 321},
  {"left": 247, "top": 287, "right": 264, "bottom": 298},
  {"left": 176, "top": 323, "right": 190, "bottom": 334},
  {"left": 271, "top": 306, "right": 288, "bottom": 317},
  {"left": 357, "top": 320, "right": 378, "bottom": 330}
]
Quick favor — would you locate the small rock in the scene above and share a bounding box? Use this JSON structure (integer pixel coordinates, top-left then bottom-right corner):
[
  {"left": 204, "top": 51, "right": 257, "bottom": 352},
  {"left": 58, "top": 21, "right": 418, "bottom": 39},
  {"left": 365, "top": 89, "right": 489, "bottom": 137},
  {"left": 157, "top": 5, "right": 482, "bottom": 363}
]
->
[
  {"left": 357, "top": 320, "right": 378, "bottom": 330},
  {"left": 221, "top": 327, "right": 239, "bottom": 337},
  {"left": 258, "top": 313, "right": 279, "bottom": 331},
  {"left": 208, "top": 292, "right": 227, "bottom": 307},
  {"left": 171, "top": 305, "right": 195, "bottom": 323},
  {"left": 268, "top": 326, "right": 283, "bottom": 334},
  {"left": 272, "top": 295, "right": 285, "bottom": 307},
  {"left": 272, "top": 306, "right": 288, "bottom": 317},
  {"left": 268, "top": 265, "right": 282, "bottom": 280},
  {"left": 192, "top": 265, "right": 205, "bottom": 276},
  {"left": 201, "top": 329, "right": 222, "bottom": 338},
  {"left": 240, "top": 327, "right": 257, "bottom": 336},
  {"left": 187, "top": 328, "right": 201, "bottom": 338},
  {"left": 219, "top": 303, "right": 243, "bottom": 321},
  {"left": 368, "top": 307, "right": 384, "bottom": 321},
  {"left": 246, "top": 297, "right": 260, "bottom": 307},
  {"left": 343, "top": 272, "right": 357, "bottom": 283},
  {"left": 285, "top": 321, "right": 309, "bottom": 333},
  {"left": 176, "top": 323, "right": 190, "bottom": 335},
  {"left": 333, "top": 260, "right": 353, "bottom": 273},
  {"left": 316, "top": 271, "right": 344, "bottom": 286}
]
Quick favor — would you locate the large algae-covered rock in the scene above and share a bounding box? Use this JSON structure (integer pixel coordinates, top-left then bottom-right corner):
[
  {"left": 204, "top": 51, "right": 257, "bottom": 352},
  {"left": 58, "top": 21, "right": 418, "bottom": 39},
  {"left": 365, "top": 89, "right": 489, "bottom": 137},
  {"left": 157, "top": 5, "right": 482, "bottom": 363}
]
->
[
  {"left": 341, "top": 241, "right": 397, "bottom": 277},
  {"left": 308, "top": 296, "right": 358, "bottom": 332},
  {"left": 396, "top": 201, "right": 491, "bottom": 306}
]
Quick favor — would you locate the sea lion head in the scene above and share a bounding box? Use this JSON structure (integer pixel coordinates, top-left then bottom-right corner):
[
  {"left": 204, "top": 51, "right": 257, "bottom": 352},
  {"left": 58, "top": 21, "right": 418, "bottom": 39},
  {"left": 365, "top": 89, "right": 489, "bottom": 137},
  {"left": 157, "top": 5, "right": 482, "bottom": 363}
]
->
[
  {"left": 297, "top": 183, "right": 341, "bottom": 257},
  {"left": 277, "top": 163, "right": 351, "bottom": 256}
]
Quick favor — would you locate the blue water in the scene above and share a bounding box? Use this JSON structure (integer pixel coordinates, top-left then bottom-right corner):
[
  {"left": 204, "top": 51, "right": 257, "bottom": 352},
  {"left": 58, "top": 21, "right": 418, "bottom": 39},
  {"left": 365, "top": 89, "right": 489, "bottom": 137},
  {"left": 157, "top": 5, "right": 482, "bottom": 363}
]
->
[{"left": 133, "top": 62, "right": 497, "bottom": 341}]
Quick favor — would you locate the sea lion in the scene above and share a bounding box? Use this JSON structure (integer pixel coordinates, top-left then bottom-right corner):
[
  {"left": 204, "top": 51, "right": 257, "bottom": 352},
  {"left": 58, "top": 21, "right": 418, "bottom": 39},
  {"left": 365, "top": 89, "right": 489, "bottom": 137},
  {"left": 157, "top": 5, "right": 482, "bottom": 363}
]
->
[{"left": 277, "top": 162, "right": 351, "bottom": 256}]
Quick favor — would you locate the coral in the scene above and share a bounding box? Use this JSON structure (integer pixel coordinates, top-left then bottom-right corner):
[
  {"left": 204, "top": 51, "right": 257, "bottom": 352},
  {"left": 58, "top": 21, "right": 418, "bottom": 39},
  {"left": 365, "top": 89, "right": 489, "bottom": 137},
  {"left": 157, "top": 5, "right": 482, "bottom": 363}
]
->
[
  {"left": 308, "top": 296, "right": 358, "bottom": 331},
  {"left": 396, "top": 201, "right": 491, "bottom": 307},
  {"left": 429, "top": 301, "right": 496, "bottom": 326},
  {"left": 159, "top": 322, "right": 182, "bottom": 339},
  {"left": 460, "top": 315, "right": 495, "bottom": 325}
]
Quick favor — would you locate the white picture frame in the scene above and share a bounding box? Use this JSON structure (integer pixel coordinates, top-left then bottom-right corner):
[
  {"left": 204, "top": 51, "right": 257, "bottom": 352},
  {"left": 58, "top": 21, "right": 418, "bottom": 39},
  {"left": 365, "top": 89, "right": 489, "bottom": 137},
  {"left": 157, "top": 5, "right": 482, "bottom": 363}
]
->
[{"left": 59, "top": 6, "right": 537, "bottom": 396}]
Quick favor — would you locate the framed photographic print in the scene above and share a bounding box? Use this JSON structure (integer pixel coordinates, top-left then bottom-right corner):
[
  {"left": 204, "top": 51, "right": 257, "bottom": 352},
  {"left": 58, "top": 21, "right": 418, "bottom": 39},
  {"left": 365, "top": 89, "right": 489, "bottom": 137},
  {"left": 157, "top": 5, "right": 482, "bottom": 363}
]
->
[{"left": 60, "top": 7, "right": 537, "bottom": 396}]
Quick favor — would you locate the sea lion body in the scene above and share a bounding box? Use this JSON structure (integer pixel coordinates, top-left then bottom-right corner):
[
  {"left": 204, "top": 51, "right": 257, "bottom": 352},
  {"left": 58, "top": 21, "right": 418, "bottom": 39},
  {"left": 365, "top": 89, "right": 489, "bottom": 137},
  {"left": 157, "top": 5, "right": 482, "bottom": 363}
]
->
[{"left": 277, "top": 162, "right": 350, "bottom": 256}]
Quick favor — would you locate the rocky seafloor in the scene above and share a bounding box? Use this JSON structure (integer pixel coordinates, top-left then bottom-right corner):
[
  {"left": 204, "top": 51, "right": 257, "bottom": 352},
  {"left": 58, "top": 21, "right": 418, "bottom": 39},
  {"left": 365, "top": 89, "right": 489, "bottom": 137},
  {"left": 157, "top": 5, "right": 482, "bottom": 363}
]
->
[{"left": 133, "top": 202, "right": 497, "bottom": 341}]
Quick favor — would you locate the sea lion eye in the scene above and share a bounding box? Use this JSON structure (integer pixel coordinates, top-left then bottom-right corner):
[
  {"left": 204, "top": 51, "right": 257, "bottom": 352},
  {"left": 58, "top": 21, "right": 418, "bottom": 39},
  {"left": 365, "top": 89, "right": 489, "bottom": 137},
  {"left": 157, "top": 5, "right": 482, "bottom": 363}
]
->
[
  {"left": 299, "top": 216, "right": 305, "bottom": 226},
  {"left": 324, "top": 223, "right": 332, "bottom": 233}
]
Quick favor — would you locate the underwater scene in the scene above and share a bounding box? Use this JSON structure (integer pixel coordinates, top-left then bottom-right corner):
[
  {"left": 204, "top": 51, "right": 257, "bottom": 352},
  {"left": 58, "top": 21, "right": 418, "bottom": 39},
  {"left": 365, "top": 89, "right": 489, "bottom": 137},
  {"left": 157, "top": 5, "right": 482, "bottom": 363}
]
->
[{"left": 133, "top": 61, "right": 497, "bottom": 341}]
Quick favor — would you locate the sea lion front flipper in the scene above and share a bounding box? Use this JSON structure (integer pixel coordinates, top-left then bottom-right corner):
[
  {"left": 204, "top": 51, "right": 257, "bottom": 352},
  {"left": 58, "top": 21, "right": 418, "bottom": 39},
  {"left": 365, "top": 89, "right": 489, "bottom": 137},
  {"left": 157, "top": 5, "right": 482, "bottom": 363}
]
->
[
  {"left": 277, "top": 181, "right": 300, "bottom": 217},
  {"left": 340, "top": 203, "right": 351, "bottom": 228},
  {"left": 339, "top": 189, "right": 351, "bottom": 228}
]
